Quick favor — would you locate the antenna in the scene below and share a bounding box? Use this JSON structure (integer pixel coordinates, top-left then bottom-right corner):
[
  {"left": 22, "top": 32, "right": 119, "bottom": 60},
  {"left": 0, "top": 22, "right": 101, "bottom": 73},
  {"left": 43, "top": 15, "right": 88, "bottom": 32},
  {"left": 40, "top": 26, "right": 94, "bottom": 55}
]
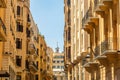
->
[{"left": 55, "top": 42, "right": 59, "bottom": 53}]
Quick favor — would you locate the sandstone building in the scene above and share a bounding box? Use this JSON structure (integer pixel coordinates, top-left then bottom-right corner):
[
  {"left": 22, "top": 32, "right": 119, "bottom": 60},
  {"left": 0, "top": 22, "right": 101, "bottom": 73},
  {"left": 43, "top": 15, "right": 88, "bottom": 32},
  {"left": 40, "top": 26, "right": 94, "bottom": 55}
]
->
[{"left": 64, "top": 0, "right": 120, "bottom": 80}]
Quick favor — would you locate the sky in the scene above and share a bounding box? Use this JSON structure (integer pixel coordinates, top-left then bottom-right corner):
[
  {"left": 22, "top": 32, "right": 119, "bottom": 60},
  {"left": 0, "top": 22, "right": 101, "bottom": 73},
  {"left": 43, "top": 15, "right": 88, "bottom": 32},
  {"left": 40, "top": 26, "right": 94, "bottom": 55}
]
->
[{"left": 30, "top": 0, "right": 64, "bottom": 52}]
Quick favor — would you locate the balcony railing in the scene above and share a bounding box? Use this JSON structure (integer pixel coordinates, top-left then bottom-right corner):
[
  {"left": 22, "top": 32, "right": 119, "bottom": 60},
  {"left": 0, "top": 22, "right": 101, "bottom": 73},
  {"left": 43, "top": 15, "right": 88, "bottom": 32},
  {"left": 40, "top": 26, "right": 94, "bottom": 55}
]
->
[
  {"left": 94, "top": 45, "right": 100, "bottom": 57},
  {"left": 101, "top": 38, "right": 117, "bottom": 54},
  {"left": 29, "top": 61, "right": 38, "bottom": 72},
  {"left": 0, "top": 18, "right": 6, "bottom": 34},
  {"left": 94, "top": 0, "right": 99, "bottom": 9},
  {"left": 0, "top": 0, "right": 6, "bottom": 8},
  {"left": 42, "top": 70, "right": 47, "bottom": 75},
  {"left": 28, "top": 43, "right": 37, "bottom": 54},
  {"left": 82, "top": 9, "right": 92, "bottom": 27},
  {"left": 0, "top": 18, "right": 6, "bottom": 41}
]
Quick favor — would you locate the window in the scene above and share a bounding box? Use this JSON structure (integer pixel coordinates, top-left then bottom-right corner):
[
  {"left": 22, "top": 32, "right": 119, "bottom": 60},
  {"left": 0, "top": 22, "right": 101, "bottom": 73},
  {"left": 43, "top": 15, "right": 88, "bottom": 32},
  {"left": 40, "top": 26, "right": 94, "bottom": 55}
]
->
[
  {"left": 16, "top": 38, "right": 22, "bottom": 49},
  {"left": 40, "top": 44, "right": 43, "bottom": 48},
  {"left": 26, "top": 28, "right": 30, "bottom": 37},
  {"left": 35, "top": 75, "right": 38, "bottom": 80},
  {"left": 61, "top": 61, "right": 64, "bottom": 63},
  {"left": 27, "top": 14, "right": 30, "bottom": 22},
  {"left": 68, "top": 27, "right": 71, "bottom": 41},
  {"left": 57, "top": 66, "right": 60, "bottom": 68},
  {"left": 53, "top": 61, "right": 55, "bottom": 63},
  {"left": 17, "top": 22, "right": 23, "bottom": 32},
  {"left": 16, "top": 56, "right": 22, "bottom": 67},
  {"left": 53, "top": 66, "right": 56, "bottom": 68},
  {"left": 17, "top": 6, "right": 20, "bottom": 15},
  {"left": 36, "top": 61, "right": 38, "bottom": 69},
  {"left": 68, "top": 10, "right": 71, "bottom": 25},
  {"left": 57, "top": 61, "right": 59, "bottom": 63},
  {"left": 36, "top": 49, "right": 39, "bottom": 55},
  {"left": 40, "top": 69, "right": 43, "bottom": 72},
  {"left": 25, "top": 60, "right": 29, "bottom": 69},
  {"left": 68, "top": 46, "right": 71, "bottom": 59},
  {"left": 47, "top": 65, "right": 49, "bottom": 70},
  {"left": 16, "top": 75, "right": 21, "bottom": 80},
  {"left": 67, "top": 0, "right": 70, "bottom": 6},
  {"left": 61, "top": 66, "right": 64, "bottom": 69}
]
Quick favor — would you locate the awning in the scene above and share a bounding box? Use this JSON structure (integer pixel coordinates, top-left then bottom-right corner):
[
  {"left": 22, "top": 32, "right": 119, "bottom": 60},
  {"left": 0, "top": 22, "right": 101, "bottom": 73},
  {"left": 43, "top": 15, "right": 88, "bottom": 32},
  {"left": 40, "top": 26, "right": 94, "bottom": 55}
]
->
[{"left": 0, "top": 70, "right": 10, "bottom": 77}]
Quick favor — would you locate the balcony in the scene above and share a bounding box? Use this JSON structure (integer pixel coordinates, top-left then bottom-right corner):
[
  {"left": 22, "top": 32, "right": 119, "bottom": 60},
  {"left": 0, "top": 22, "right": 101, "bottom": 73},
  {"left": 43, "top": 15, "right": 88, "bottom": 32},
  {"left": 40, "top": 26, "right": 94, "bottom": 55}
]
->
[
  {"left": 0, "top": 0, "right": 6, "bottom": 8},
  {"left": 95, "top": 55, "right": 108, "bottom": 66},
  {"left": 23, "top": 1, "right": 30, "bottom": 8},
  {"left": 29, "top": 61, "right": 38, "bottom": 72},
  {"left": 82, "top": 9, "right": 94, "bottom": 33},
  {"left": 77, "top": 53, "right": 81, "bottom": 61},
  {"left": 81, "top": 48, "right": 88, "bottom": 58},
  {"left": 27, "top": 19, "right": 31, "bottom": 27},
  {"left": 28, "top": 43, "right": 36, "bottom": 54},
  {"left": 0, "top": 18, "right": 6, "bottom": 41},
  {"left": 101, "top": 39, "right": 117, "bottom": 55},
  {"left": 83, "top": 63, "right": 92, "bottom": 73},
  {"left": 94, "top": 0, "right": 112, "bottom": 15},
  {"left": 102, "top": 0, "right": 113, "bottom": 6},
  {"left": 94, "top": 45, "right": 100, "bottom": 57},
  {"left": 17, "top": 14, "right": 23, "bottom": 21},
  {"left": 82, "top": 8, "right": 93, "bottom": 27},
  {"left": 34, "top": 51, "right": 39, "bottom": 59},
  {"left": 42, "top": 70, "right": 47, "bottom": 75},
  {"left": 27, "top": 14, "right": 31, "bottom": 27},
  {"left": 73, "top": 56, "right": 78, "bottom": 64},
  {"left": 84, "top": 62, "right": 99, "bottom": 72},
  {"left": 94, "top": 0, "right": 99, "bottom": 9},
  {"left": 94, "top": 0, "right": 106, "bottom": 16},
  {"left": 89, "top": 17, "right": 99, "bottom": 27},
  {"left": 101, "top": 38, "right": 117, "bottom": 61}
]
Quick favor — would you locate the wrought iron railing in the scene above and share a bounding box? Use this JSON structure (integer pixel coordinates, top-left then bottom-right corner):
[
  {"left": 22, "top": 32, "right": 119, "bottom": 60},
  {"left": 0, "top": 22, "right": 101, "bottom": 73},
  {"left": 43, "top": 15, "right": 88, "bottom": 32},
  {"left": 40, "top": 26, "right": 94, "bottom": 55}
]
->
[
  {"left": 94, "top": 45, "right": 100, "bottom": 57},
  {"left": 101, "top": 38, "right": 117, "bottom": 54},
  {"left": 101, "top": 40, "right": 108, "bottom": 53},
  {"left": 29, "top": 61, "right": 38, "bottom": 70},
  {"left": 0, "top": 18, "right": 6, "bottom": 34},
  {"left": 94, "top": 0, "right": 99, "bottom": 9},
  {"left": 82, "top": 9, "right": 92, "bottom": 27}
]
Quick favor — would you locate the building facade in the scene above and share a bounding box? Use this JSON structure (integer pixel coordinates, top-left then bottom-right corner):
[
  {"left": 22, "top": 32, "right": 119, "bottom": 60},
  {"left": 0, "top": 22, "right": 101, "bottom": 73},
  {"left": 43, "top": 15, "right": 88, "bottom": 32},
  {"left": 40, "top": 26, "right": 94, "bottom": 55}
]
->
[
  {"left": 39, "top": 35, "right": 47, "bottom": 80},
  {"left": 0, "top": 0, "right": 9, "bottom": 78},
  {"left": 64, "top": 0, "right": 120, "bottom": 80},
  {"left": 53, "top": 47, "right": 66, "bottom": 80},
  {"left": 0, "top": 0, "right": 51, "bottom": 80},
  {"left": 46, "top": 46, "right": 54, "bottom": 80}
]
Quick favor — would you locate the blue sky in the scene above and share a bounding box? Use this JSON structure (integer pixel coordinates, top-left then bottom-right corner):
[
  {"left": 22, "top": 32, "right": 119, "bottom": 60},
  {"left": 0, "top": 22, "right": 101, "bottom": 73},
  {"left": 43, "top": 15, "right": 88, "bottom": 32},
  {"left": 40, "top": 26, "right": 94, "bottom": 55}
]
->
[{"left": 30, "top": 0, "right": 64, "bottom": 52}]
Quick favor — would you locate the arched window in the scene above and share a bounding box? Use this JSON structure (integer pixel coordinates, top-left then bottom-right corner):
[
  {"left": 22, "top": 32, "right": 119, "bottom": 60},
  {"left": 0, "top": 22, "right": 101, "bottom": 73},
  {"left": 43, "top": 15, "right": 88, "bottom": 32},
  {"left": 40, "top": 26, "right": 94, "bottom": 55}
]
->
[
  {"left": 17, "top": 6, "right": 20, "bottom": 15},
  {"left": 16, "top": 38, "right": 22, "bottom": 49},
  {"left": 68, "top": 27, "right": 71, "bottom": 42}
]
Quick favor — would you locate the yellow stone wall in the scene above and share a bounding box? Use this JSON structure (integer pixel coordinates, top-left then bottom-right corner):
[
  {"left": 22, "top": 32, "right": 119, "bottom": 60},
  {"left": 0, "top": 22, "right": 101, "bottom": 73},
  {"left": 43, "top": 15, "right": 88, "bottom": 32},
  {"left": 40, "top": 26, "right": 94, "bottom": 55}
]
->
[
  {"left": 64, "top": 0, "right": 120, "bottom": 80},
  {"left": 39, "top": 35, "right": 48, "bottom": 80}
]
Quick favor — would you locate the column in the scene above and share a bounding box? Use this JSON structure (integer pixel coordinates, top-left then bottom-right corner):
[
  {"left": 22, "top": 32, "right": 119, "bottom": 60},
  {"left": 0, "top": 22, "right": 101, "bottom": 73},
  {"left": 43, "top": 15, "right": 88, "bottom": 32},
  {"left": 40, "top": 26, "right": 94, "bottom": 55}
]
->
[
  {"left": 103, "top": 67, "right": 106, "bottom": 80},
  {"left": 111, "top": 63, "right": 115, "bottom": 80},
  {"left": 117, "top": 0, "right": 120, "bottom": 50},
  {"left": 100, "top": 66, "right": 103, "bottom": 80},
  {"left": 109, "top": 8, "right": 113, "bottom": 49}
]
